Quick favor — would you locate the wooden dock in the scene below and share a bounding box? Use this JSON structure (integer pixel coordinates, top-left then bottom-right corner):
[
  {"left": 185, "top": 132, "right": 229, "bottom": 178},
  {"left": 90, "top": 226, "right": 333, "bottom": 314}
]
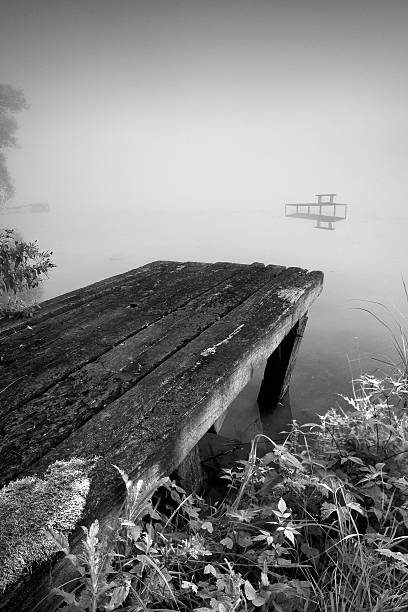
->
[
  {"left": 285, "top": 193, "right": 349, "bottom": 230},
  {"left": 0, "top": 260, "right": 323, "bottom": 610}
]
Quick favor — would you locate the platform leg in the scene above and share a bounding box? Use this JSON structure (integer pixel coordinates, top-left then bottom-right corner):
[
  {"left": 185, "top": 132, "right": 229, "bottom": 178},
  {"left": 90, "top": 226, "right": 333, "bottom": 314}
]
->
[
  {"left": 174, "top": 444, "right": 203, "bottom": 494},
  {"left": 213, "top": 411, "right": 228, "bottom": 433},
  {"left": 257, "top": 315, "right": 308, "bottom": 412}
]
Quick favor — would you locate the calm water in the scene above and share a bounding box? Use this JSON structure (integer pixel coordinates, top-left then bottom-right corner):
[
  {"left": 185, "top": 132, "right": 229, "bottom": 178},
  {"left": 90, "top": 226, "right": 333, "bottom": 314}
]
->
[{"left": 2, "top": 205, "right": 407, "bottom": 441}]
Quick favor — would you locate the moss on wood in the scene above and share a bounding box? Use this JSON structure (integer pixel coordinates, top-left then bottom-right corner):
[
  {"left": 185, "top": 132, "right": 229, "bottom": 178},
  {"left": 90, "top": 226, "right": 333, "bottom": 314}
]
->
[{"left": 0, "top": 457, "right": 95, "bottom": 591}]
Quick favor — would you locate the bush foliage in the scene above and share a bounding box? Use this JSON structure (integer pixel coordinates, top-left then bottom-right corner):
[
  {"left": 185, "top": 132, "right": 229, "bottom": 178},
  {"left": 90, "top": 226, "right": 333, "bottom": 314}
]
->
[
  {"left": 0, "top": 228, "right": 54, "bottom": 296},
  {"left": 0, "top": 84, "right": 54, "bottom": 315},
  {"left": 0, "top": 228, "right": 54, "bottom": 317}
]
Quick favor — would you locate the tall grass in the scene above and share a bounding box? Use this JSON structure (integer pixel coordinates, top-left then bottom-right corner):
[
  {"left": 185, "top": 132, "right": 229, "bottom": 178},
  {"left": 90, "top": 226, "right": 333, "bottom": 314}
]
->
[
  {"left": 353, "top": 278, "right": 408, "bottom": 385},
  {"left": 40, "top": 374, "right": 408, "bottom": 612}
]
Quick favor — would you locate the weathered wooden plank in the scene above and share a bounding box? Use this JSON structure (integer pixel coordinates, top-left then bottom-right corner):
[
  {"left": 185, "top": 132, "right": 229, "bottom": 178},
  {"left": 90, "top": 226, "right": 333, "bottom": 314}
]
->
[
  {"left": 0, "top": 262, "right": 250, "bottom": 414},
  {"left": 0, "top": 261, "right": 163, "bottom": 337},
  {"left": 0, "top": 261, "right": 208, "bottom": 351},
  {"left": 20, "top": 268, "right": 323, "bottom": 525},
  {"left": 0, "top": 264, "right": 286, "bottom": 484}
]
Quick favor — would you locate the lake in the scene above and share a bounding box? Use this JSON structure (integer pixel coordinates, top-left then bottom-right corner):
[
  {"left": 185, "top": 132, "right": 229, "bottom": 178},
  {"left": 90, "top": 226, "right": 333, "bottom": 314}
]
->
[{"left": 2, "top": 203, "right": 407, "bottom": 442}]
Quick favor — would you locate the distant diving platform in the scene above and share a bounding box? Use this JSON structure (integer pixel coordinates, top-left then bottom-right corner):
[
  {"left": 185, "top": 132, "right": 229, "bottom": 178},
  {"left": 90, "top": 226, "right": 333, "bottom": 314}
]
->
[{"left": 285, "top": 194, "right": 348, "bottom": 230}]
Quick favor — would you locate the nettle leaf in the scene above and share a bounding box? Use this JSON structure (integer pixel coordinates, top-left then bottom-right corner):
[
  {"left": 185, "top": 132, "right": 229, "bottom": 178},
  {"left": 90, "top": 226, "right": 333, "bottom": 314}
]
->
[
  {"left": 121, "top": 519, "right": 136, "bottom": 527},
  {"left": 183, "top": 503, "right": 201, "bottom": 519},
  {"left": 105, "top": 580, "right": 131, "bottom": 611},
  {"left": 204, "top": 563, "right": 218, "bottom": 577},
  {"left": 220, "top": 536, "right": 234, "bottom": 549},
  {"left": 254, "top": 530, "right": 274, "bottom": 545},
  {"left": 393, "top": 476, "right": 408, "bottom": 488},
  {"left": 370, "top": 507, "right": 383, "bottom": 520},
  {"left": 341, "top": 455, "right": 365, "bottom": 465},
  {"left": 361, "top": 483, "right": 384, "bottom": 504},
  {"left": 244, "top": 580, "right": 266, "bottom": 606},
  {"left": 261, "top": 452, "right": 277, "bottom": 466},
  {"left": 276, "top": 557, "right": 296, "bottom": 567},
  {"left": 51, "top": 587, "right": 78, "bottom": 606},
  {"left": 346, "top": 501, "right": 366, "bottom": 516},
  {"left": 378, "top": 549, "right": 408, "bottom": 565},
  {"left": 227, "top": 508, "right": 258, "bottom": 522},
  {"left": 128, "top": 524, "right": 142, "bottom": 543},
  {"left": 283, "top": 528, "right": 299, "bottom": 546},
  {"left": 281, "top": 450, "right": 304, "bottom": 472},
  {"left": 278, "top": 498, "right": 287, "bottom": 514},
  {"left": 320, "top": 502, "right": 339, "bottom": 520},
  {"left": 236, "top": 531, "right": 253, "bottom": 548},
  {"left": 181, "top": 580, "right": 198, "bottom": 593}
]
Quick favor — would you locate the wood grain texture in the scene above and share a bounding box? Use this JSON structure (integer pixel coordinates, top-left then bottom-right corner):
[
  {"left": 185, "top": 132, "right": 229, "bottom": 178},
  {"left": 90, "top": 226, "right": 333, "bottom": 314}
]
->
[
  {"left": 17, "top": 266, "right": 322, "bottom": 520},
  {"left": 0, "top": 261, "right": 245, "bottom": 414},
  {"left": 0, "top": 263, "right": 285, "bottom": 484}
]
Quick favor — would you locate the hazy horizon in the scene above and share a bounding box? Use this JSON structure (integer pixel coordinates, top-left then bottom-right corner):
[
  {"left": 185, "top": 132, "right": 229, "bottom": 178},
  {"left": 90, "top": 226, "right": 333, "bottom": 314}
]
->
[
  {"left": 2, "top": 0, "right": 408, "bottom": 425},
  {"left": 1, "top": 0, "right": 407, "bottom": 219}
]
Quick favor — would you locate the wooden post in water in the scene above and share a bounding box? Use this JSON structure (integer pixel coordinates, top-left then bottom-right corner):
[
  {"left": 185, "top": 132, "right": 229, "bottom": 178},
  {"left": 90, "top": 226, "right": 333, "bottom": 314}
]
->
[{"left": 257, "top": 315, "right": 308, "bottom": 413}]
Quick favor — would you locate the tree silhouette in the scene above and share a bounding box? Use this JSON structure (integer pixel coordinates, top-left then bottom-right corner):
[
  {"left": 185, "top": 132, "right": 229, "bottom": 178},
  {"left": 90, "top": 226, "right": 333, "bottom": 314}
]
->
[
  {"left": 0, "top": 84, "right": 28, "bottom": 207},
  {"left": 0, "top": 85, "right": 54, "bottom": 309}
]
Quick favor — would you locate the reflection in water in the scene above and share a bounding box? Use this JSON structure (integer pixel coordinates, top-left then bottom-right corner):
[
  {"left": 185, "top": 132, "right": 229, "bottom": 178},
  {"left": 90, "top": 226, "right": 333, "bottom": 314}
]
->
[
  {"left": 285, "top": 193, "right": 348, "bottom": 230},
  {"left": 219, "top": 361, "right": 294, "bottom": 445},
  {"left": 200, "top": 381, "right": 293, "bottom": 497}
]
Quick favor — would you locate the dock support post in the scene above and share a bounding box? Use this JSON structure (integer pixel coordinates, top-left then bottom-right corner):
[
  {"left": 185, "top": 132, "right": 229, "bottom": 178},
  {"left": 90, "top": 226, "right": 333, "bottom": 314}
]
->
[
  {"left": 257, "top": 315, "right": 308, "bottom": 412},
  {"left": 174, "top": 444, "right": 203, "bottom": 493}
]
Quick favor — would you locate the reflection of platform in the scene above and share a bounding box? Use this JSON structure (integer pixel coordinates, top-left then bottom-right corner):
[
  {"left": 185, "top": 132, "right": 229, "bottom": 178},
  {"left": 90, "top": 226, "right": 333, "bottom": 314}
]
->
[
  {"left": 285, "top": 193, "right": 348, "bottom": 230},
  {"left": 286, "top": 212, "right": 345, "bottom": 230}
]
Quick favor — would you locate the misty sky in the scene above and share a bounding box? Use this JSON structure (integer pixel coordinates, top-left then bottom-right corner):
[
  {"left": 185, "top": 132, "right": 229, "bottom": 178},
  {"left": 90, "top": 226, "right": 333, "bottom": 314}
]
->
[
  {"left": 1, "top": 0, "right": 408, "bottom": 216},
  {"left": 2, "top": 0, "right": 408, "bottom": 424}
]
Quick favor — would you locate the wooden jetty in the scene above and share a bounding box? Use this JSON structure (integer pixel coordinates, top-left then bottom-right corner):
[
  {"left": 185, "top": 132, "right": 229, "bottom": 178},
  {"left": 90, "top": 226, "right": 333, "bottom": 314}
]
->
[
  {"left": 0, "top": 260, "right": 323, "bottom": 610},
  {"left": 285, "top": 193, "right": 348, "bottom": 230}
]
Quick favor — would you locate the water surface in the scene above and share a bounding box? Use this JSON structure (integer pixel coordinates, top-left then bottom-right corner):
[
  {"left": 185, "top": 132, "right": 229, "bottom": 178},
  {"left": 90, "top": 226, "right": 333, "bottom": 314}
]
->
[{"left": 2, "top": 204, "right": 407, "bottom": 439}]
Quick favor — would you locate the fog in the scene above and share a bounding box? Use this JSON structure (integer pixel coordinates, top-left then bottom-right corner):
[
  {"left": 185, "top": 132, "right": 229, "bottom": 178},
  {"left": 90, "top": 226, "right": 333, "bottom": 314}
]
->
[
  {"left": 2, "top": 0, "right": 408, "bottom": 216},
  {"left": 1, "top": 0, "right": 408, "bottom": 429}
]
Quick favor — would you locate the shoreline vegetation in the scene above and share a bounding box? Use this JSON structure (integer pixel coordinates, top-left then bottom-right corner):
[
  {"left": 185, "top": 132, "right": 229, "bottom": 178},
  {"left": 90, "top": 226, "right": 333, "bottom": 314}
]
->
[
  {"left": 0, "top": 228, "right": 54, "bottom": 317},
  {"left": 1, "top": 371, "right": 408, "bottom": 611}
]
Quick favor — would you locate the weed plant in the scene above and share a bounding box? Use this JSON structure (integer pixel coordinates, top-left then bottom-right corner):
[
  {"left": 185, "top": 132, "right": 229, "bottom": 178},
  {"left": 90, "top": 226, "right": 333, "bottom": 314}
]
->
[
  {"left": 0, "top": 228, "right": 54, "bottom": 316},
  {"left": 353, "top": 281, "right": 408, "bottom": 384},
  {"left": 0, "top": 295, "right": 40, "bottom": 318},
  {"left": 44, "top": 374, "right": 408, "bottom": 612}
]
